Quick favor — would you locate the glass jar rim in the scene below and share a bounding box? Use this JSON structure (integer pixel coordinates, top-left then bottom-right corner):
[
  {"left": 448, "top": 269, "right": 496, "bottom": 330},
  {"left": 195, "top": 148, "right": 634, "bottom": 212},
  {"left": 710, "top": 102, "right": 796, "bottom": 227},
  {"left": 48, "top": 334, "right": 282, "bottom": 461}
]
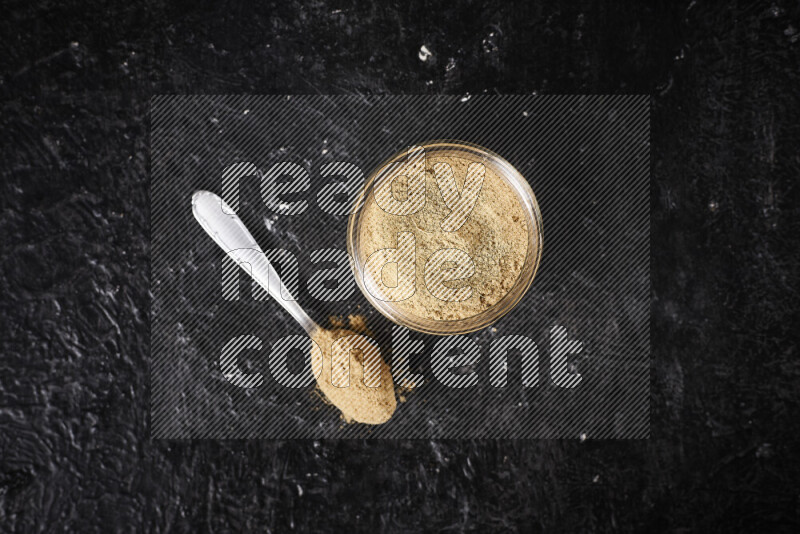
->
[{"left": 346, "top": 139, "right": 543, "bottom": 336}]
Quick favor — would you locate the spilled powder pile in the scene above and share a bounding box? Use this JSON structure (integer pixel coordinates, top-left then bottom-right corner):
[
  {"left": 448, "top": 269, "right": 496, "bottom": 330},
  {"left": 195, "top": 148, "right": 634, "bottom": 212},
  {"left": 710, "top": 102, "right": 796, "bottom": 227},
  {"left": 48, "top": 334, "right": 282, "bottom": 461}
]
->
[
  {"left": 328, "top": 313, "right": 371, "bottom": 335},
  {"left": 329, "top": 313, "right": 414, "bottom": 404},
  {"left": 311, "top": 326, "right": 396, "bottom": 425},
  {"left": 358, "top": 153, "right": 530, "bottom": 321}
]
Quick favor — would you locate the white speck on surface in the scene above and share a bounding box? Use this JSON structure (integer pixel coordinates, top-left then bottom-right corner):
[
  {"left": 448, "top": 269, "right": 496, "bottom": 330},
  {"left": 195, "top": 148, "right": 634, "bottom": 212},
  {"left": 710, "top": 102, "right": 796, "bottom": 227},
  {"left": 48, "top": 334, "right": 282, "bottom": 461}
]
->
[
  {"left": 418, "top": 45, "right": 432, "bottom": 62},
  {"left": 210, "top": 117, "right": 219, "bottom": 124},
  {"left": 460, "top": 94, "right": 471, "bottom": 102},
  {"left": 708, "top": 200, "right": 719, "bottom": 212},
  {"left": 70, "top": 41, "right": 79, "bottom": 49},
  {"left": 522, "top": 111, "right": 529, "bottom": 117},
  {"left": 756, "top": 443, "right": 773, "bottom": 458},
  {"left": 264, "top": 214, "right": 278, "bottom": 232},
  {"left": 580, "top": 432, "right": 587, "bottom": 441},
  {"left": 482, "top": 31, "right": 499, "bottom": 54},
  {"left": 243, "top": 109, "right": 250, "bottom": 115},
  {"left": 297, "top": 484, "right": 303, "bottom": 497}
]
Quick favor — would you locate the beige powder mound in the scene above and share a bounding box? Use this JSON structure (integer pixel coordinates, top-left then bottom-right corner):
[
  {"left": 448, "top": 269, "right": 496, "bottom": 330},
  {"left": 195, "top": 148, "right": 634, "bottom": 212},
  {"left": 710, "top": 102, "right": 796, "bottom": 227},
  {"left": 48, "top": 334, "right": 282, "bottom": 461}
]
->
[
  {"left": 358, "top": 154, "right": 530, "bottom": 322},
  {"left": 312, "top": 327, "right": 396, "bottom": 424}
]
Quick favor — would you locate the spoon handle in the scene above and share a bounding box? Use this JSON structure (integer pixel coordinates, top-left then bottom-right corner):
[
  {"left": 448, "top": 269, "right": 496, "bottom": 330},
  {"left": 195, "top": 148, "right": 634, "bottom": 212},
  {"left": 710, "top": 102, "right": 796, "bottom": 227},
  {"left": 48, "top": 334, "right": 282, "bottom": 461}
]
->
[{"left": 192, "top": 190, "right": 320, "bottom": 335}]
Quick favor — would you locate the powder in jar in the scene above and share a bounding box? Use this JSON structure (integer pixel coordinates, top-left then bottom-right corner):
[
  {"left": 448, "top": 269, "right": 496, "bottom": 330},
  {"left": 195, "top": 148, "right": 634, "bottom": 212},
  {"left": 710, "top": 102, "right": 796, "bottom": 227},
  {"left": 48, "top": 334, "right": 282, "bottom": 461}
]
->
[{"left": 357, "top": 151, "right": 531, "bottom": 322}]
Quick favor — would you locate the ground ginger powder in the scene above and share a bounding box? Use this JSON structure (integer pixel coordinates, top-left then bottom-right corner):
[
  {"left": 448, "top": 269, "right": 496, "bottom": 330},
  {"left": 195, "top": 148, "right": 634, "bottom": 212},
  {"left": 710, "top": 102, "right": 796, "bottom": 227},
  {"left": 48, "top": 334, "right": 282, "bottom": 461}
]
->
[
  {"left": 311, "top": 326, "right": 396, "bottom": 424},
  {"left": 358, "top": 153, "right": 530, "bottom": 322}
]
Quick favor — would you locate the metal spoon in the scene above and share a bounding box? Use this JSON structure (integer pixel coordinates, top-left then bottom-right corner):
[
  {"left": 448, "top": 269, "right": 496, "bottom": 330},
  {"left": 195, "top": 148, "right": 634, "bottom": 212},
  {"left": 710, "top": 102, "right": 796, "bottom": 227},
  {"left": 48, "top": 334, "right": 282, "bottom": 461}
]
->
[
  {"left": 191, "top": 190, "right": 321, "bottom": 336},
  {"left": 191, "top": 190, "right": 396, "bottom": 425}
]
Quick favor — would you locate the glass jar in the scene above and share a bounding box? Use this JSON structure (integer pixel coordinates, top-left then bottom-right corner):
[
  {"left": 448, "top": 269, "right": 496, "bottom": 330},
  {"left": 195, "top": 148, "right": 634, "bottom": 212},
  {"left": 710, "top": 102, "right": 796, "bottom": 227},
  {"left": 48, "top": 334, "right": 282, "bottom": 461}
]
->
[{"left": 347, "top": 140, "right": 543, "bottom": 335}]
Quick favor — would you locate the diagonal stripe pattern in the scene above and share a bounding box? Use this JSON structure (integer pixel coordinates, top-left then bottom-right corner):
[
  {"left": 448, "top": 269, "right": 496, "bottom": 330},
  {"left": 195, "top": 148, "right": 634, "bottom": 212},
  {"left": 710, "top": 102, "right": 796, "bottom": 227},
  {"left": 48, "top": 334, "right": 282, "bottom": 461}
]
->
[
  {"left": 434, "top": 161, "right": 486, "bottom": 232},
  {"left": 150, "top": 95, "right": 649, "bottom": 439}
]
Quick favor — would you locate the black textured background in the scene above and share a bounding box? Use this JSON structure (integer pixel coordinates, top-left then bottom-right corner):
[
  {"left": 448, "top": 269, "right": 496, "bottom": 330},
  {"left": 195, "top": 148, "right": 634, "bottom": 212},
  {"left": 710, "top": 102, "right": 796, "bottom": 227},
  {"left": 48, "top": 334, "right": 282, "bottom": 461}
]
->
[{"left": 1, "top": 0, "right": 799, "bottom": 532}]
